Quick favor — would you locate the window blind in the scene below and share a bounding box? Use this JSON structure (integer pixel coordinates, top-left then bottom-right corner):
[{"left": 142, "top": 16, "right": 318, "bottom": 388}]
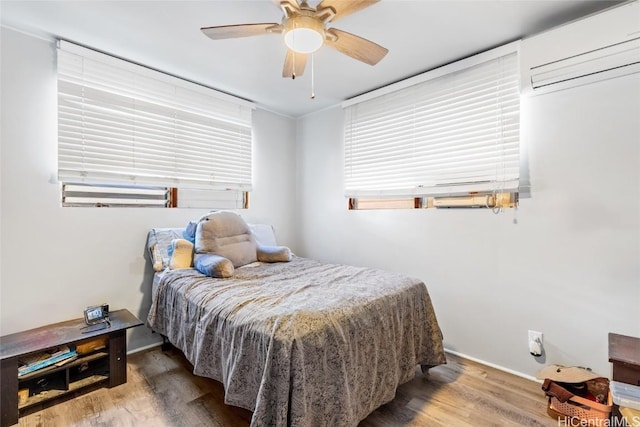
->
[
  {"left": 57, "top": 40, "right": 254, "bottom": 190},
  {"left": 343, "top": 46, "right": 520, "bottom": 197}
]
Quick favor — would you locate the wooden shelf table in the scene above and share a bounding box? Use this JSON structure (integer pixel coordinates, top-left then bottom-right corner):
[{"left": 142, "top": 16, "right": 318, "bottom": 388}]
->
[{"left": 0, "top": 309, "right": 143, "bottom": 427}]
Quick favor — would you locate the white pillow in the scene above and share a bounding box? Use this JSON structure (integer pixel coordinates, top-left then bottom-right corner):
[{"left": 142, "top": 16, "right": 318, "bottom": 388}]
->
[{"left": 248, "top": 223, "right": 278, "bottom": 247}]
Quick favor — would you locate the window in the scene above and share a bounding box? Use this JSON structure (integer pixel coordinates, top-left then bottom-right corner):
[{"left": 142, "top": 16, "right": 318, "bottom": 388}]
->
[
  {"left": 57, "top": 41, "right": 254, "bottom": 207},
  {"left": 348, "top": 193, "right": 518, "bottom": 210},
  {"left": 62, "top": 184, "right": 171, "bottom": 207},
  {"left": 61, "top": 184, "right": 249, "bottom": 208},
  {"left": 349, "top": 197, "right": 422, "bottom": 210},
  {"left": 343, "top": 42, "right": 520, "bottom": 209}
]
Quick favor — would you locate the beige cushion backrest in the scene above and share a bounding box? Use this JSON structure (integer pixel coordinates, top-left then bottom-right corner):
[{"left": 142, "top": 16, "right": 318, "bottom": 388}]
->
[{"left": 195, "top": 211, "right": 257, "bottom": 268}]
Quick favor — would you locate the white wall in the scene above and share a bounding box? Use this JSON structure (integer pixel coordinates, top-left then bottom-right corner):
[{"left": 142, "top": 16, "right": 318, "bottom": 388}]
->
[
  {"left": 294, "top": 69, "right": 640, "bottom": 377},
  {"left": 0, "top": 27, "right": 297, "bottom": 350},
  {"left": 2, "top": 13, "right": 638, "bottom": 380}
]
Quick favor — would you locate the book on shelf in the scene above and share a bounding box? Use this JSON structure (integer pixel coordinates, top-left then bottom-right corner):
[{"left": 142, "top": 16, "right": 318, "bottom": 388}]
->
[
  {"left": 18, "top": 345, "right": 78, "bottom": 377},
  {"left": 54, "top": 354, "right": 78, "bottom": 367}
]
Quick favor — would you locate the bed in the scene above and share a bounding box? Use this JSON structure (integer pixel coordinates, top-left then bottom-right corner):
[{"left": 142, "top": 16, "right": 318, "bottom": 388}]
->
[{"left": 146, "top": 225, "right": 446, "bottom": 427}]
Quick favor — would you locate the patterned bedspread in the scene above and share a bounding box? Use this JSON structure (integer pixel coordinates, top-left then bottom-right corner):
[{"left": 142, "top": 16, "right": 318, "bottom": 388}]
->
[{"left": 147, "top": 256, "right": 445, "bottom": 427}]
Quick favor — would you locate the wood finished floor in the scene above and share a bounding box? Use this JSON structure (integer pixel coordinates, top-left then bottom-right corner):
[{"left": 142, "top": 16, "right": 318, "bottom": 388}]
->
[{"left": 18, "top": 347, "right": 557, "bottom": 427}]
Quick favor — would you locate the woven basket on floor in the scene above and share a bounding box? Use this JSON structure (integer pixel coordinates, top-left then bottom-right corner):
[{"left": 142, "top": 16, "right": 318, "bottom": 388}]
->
[{"left": 546, "top": 378, "right": 613, "bottom": 424}]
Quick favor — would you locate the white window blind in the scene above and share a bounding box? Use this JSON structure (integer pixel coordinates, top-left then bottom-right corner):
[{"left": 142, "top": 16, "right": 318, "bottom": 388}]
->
[
  {"left": 57, "top": 40, "right": 254, "bottom": 191},
  {"left": 344, "top": 45, "right": 520, "bottom": 197}
]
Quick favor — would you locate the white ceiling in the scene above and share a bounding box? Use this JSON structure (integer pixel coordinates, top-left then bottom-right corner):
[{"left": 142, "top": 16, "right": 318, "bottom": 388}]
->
[{"left": 0, "top": 0, "right": 621, "bottom": 117}]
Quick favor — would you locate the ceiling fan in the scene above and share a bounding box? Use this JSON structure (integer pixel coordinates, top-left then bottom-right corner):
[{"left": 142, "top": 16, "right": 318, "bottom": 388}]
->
[{"left": 200, "top": 0, "right": 388, "bottom": 80}]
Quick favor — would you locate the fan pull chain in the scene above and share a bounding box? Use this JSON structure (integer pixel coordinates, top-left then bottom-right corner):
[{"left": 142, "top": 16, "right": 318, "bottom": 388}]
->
[
  {"left": 310, "top": 53, "right": 315, "bottom": 99},
  {"left": 291, "top": 22, "right": 296, "bottom": 79},
  {"left": 292, "top": 49, "right": 296, "bottom": 79}
]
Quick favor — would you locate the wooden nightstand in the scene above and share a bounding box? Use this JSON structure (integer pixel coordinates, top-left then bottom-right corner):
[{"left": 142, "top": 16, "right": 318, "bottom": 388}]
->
[{"left": 0, "top": 309, "right": 143, "bottom": 427}]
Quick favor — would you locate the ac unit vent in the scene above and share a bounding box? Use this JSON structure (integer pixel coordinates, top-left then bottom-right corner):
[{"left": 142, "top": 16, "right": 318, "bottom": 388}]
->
[{"left": 530, "top": 37, "right": 640, "bottom": 91}]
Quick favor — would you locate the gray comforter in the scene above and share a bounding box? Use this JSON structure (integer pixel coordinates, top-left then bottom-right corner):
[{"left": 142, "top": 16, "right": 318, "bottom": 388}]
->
[{"left": 147, "top": 256, "right": 445, "bottom": 427}]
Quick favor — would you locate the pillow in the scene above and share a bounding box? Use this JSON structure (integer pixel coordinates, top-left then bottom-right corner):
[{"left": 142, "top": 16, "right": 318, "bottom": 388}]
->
[
  {"left": 147, "top": 228, "right": 186, "bottom": 271},
  {"left": 183, "top": 221, "right": 198, "bottom": 244},
  {"left": 257, "top": 245, "right": 292, "bottom": 263},
  {"left": 249, "top": 223, "right": 278, "bottom": 247},
  {"left": 195, "top": 211, "right": 257, "bottom": 268},
  {"left": 194, "top": 253, "right": 234, "bottom": 278},
  {"left": 168, "top": 239, "right": 194, "bottom": 270},
  {"left": 151, "top": 244, "right": 163, "bottom": 272}
]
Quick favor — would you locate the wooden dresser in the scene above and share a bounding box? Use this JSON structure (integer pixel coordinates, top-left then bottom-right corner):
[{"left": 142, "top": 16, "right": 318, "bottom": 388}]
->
[
  {"left": 608, "top": 332, "right": 640, "bottom": 426},
  {"left": 609, "top": 332, "right": 640, "bottom": 386}
]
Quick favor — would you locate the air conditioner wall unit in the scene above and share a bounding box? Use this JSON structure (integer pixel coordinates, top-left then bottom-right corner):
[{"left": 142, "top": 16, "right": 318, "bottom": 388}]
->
[
  {"left": 530, "top": 38, "right": 640, "bottom": 91},
  {"left": 521, "top": 1, "right": 640, "bottom": 94}
]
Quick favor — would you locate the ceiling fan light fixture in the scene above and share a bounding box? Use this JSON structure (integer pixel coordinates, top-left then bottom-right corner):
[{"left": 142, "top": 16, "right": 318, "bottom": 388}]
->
[
  {"left": 284, "top": 15, "right": 324, "bottom": 54},
  {"left": 201, "top": 1, "right": 388, "bottom": 81}
]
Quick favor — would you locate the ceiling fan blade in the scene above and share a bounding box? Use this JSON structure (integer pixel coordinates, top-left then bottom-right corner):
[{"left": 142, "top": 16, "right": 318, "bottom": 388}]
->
[
  {"left": 273, "top": 0, "right": 300, "bottom": 17},
  {"left": 316, "top": 0, "right": 379, "bottom": 22},
  {"left": 325, "top": 28, "right": 388, "bottom": 65},
  {"left": 283, "top": 50, "right": 308, "bottom": 79},
  {"left": 201, "top": 23, "right": 282, "bottom": 40}
]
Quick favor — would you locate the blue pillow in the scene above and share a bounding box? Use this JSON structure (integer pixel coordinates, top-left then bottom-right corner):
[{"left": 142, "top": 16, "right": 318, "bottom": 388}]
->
[{"left": 183, "top": 221, "right": 198, "bottom": 243}]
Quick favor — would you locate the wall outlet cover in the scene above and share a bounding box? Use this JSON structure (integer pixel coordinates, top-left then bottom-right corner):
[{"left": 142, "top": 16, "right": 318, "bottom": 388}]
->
[{"left": 528, "top": 330, "right": 543, "bottom": 357}]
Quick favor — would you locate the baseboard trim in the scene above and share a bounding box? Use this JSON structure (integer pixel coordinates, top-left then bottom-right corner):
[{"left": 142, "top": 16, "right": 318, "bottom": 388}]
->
[
  {"left": 444, "top": 348, "right": 541, "bottom": 383},
  {"left": 127, "top": 341, "right": 162, "bottom": 356}
]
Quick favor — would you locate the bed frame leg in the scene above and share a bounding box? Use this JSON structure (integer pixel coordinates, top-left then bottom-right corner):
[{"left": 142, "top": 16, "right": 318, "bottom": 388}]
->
[
  {"left": 160, "top": 334, "right": 172, "bottom": 351},
  {"left": 421, "top": 364, "right": 435, "bottom": 374}
]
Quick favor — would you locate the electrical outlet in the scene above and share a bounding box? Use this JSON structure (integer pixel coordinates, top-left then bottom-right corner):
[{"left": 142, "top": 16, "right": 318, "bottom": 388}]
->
[{"left": 528, "top": 330, "right": 543, "bottom": 357}]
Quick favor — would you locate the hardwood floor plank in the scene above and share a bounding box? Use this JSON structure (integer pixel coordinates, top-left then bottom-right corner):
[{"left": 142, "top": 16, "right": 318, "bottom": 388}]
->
[{"left": 18, "top": 348, "right": 558, "bottom": 426}]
